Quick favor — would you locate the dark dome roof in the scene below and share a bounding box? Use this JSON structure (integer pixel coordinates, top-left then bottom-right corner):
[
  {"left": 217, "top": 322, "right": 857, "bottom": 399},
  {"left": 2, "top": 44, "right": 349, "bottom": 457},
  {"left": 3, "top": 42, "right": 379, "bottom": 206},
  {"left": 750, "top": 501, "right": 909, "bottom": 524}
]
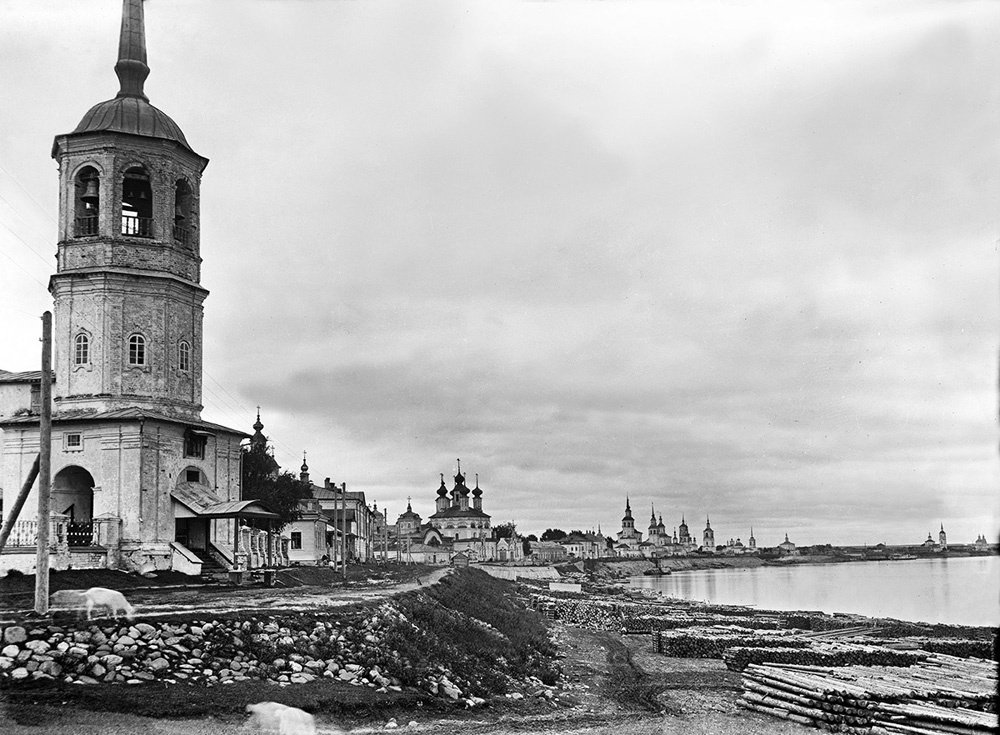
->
[{"left": 72, "top": 96, "right": 193, "bottom": 152}]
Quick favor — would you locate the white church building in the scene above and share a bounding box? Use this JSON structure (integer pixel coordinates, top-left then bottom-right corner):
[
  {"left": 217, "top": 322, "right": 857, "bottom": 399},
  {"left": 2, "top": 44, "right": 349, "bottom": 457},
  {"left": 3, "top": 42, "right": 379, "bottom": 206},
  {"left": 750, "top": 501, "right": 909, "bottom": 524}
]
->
[{"left": 0, "top": 1, "right": 282, "bottom": 576}]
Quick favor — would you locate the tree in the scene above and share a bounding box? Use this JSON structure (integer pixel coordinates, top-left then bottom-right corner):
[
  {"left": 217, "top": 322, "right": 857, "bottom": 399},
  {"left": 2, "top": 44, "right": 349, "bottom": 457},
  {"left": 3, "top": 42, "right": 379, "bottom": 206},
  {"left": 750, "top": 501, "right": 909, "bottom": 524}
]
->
[
  {"left": 526, "top": 534, "right": 538, "bottom": 542},
  {"left": 522, "top": 537, "right": 531, "bottom": 556},
  {"left": 241, "top": 444, "right": 312, "bottom": 527},
  {"left": 493, "top": 522, "right": 517, "bottom": 539},
  {"left": 540, "top": 528, "right": 567, "bottom": 542}
]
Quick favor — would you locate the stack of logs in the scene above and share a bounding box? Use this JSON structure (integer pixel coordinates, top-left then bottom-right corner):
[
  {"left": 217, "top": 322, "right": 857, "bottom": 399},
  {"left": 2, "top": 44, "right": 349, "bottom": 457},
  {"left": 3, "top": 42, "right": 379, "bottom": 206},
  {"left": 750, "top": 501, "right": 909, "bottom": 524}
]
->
[{"left": 739, "top": 654, "right": 997, "bottom": 734}]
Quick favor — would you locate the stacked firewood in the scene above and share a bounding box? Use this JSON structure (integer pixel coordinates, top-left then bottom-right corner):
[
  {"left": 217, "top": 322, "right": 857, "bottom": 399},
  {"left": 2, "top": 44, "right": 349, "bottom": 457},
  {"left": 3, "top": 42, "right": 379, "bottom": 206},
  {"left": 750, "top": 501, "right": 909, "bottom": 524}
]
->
[
  {"left": 653, "top": 628, "right": 809, "bottom": 658},
  {"left": 739, "top": 654, "right": 997, "bottom": 734},
  {"left": 724, "top": 641, "right": 926, "bottom": 672}
]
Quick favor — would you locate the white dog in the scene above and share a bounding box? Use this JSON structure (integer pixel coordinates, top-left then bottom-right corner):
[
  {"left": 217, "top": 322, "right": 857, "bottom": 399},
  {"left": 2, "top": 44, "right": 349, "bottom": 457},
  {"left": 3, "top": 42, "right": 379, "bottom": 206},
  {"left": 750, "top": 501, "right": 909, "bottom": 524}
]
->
[
  {"left": 81, "top": 587, "right": 135, "bottom": 620},
  {"left": 246, "top": 702, "right": 318, "bottom": 735}
]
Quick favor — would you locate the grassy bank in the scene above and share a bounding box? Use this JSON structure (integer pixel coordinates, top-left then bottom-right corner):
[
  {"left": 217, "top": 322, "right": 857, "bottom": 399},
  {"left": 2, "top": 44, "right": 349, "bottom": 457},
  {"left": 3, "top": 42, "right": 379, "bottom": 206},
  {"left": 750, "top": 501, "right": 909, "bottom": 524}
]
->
[{"left": 0, "top": 568, "right": 556, "bottom": 724}]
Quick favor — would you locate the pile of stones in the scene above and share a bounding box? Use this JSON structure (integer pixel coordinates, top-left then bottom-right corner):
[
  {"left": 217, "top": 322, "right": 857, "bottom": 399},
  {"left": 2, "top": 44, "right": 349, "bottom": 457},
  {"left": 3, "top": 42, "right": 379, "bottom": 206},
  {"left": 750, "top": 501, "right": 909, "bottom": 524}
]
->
[{"left": 0, "top": 603, "right": 470, "bottom": 700}]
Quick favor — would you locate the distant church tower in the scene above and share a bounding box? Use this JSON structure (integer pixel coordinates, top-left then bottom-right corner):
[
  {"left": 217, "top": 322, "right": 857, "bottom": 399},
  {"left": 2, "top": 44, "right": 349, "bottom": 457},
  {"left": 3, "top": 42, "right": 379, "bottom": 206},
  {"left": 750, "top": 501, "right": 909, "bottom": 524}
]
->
[
  {"left": 703, "top": 517, "right": 715, "bottom": 549},
  {"left": 621, "top": 498, "right": 636, "bottom": 535},
  {"left": 938, "top": 524, "right": 947, "bottom": 550},
  {"left": 435, "top": 473, "right": 449, "bottom": 514}
]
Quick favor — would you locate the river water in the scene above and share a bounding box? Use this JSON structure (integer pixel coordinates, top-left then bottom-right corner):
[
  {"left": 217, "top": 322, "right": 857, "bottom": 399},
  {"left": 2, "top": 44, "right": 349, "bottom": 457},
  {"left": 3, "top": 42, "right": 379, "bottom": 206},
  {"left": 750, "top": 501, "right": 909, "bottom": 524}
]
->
[{"left": 629, "top": 555, "right": 1000, "bottom": 627}]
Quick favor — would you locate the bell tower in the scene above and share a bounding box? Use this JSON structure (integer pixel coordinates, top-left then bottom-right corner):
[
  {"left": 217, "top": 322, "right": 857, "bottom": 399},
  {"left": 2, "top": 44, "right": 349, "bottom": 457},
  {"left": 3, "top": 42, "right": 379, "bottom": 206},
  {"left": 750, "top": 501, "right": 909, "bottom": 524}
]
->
[{"left": 50, "top": 0, "right": 209, "bottom": 420}]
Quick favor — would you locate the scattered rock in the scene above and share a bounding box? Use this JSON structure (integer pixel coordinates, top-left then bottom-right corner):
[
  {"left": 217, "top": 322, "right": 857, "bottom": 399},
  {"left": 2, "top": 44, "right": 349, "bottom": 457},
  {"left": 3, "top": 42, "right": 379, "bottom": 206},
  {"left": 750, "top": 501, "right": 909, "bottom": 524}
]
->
[{"left": 3, "top": 627, "right": 27, "bottom": 645}]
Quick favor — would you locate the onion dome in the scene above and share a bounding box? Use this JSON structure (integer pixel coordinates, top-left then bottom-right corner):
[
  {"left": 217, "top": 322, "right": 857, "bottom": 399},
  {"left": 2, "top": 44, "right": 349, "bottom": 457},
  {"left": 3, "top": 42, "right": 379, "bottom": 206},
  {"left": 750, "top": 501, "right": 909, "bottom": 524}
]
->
[
  {"left": 657, "top": 514, "right": 665, "bottom": 532},
  {"left": 250, "top": 407, "right": 266, "bottom": 449},
  {"left": 436, "top": 473, "right": 448, "bottom": 497},
  {"left": 472, "top": 473, "right": 482, "bottom": 498},
  {"left": 62, "top": 0, "right": 194, "bottom": 154},
  {"left": 300, "top": 451, "right": 309, "bottom": 474},
  {"left": 454, "top": 458, "right": 465, "bottom": 486}
]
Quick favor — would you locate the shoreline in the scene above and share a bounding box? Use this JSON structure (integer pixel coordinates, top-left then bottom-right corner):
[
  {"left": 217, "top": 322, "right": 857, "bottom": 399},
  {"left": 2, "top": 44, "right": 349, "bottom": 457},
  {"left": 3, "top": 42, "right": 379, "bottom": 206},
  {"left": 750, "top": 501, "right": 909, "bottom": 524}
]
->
[{"left": 551, "top": 554, "right": 1000, "bottom": 628}]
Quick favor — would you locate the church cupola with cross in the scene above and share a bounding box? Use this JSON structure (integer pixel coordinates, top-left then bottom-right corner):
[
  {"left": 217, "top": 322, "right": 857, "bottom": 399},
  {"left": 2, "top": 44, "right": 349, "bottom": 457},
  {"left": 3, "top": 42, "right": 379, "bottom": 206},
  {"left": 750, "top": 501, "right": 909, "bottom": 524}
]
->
[{"left": 50, "top": 0, "right": 209, "bottom": 419}]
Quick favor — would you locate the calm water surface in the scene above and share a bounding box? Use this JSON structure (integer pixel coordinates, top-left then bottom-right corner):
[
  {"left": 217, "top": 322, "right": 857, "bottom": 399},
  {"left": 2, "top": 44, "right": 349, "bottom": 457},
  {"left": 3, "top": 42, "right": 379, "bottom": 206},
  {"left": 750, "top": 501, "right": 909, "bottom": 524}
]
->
[{"left": 630, "top": 555, "right": 1000, "bottom": 627}]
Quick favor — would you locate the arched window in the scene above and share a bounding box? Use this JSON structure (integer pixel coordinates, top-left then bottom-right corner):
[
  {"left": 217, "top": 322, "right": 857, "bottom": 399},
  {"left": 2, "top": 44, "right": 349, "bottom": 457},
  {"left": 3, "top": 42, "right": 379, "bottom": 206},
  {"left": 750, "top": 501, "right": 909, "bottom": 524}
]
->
[
  {"left": 74, "top": 333, "right": 90, "bottom": 365},
  {"left": 178, "top": 340, "right": 190, "bottom": 372},
  {"left": 128, "top": 334, "right": 146, "bottom": 366},
  {"left": 121, "top": 167, "right": 153, "bottom": 237},
  {"left": 174, "top": 179, "right": 193, "bottom": 247},
  {"left": 74, "top": 166, "right": 100, "bottom": 237}
]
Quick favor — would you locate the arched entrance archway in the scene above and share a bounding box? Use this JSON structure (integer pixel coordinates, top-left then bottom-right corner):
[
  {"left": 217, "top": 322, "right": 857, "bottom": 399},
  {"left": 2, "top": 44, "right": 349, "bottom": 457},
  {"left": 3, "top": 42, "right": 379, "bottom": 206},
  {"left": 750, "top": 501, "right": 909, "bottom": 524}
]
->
[{"left": 53, "top": 465, "right": 95, "bottom": 546}]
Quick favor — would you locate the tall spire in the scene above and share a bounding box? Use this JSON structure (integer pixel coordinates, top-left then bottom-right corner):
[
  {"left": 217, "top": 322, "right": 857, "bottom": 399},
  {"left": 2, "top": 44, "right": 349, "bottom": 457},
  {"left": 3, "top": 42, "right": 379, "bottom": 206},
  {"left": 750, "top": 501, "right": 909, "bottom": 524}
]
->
[{"left": 116, "top": 0, "right": 150, "bottom": 101}]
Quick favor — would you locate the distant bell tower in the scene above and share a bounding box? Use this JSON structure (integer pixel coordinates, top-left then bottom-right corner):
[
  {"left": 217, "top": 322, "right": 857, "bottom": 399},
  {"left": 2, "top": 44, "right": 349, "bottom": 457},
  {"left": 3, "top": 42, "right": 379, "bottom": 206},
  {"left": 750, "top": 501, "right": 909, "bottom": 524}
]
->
[{"left": 50, "top": 0, "right": 209, "bottom": 419}]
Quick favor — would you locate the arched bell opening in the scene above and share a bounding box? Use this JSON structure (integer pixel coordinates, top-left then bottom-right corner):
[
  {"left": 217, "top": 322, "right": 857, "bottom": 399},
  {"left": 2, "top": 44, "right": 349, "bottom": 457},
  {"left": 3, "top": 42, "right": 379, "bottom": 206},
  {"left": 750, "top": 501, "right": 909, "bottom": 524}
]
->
[
  {"left": 121, "top": 167, "right": 153, "bottom": 237},
  {"left": 53, "top": 465, "right": 96, "bottom": 546},
  {"left": 173, "top": 178, "right": 194, "bottom": 248},
  {"left": 74, "top": 166, "right": 101, "bottom": 237}
]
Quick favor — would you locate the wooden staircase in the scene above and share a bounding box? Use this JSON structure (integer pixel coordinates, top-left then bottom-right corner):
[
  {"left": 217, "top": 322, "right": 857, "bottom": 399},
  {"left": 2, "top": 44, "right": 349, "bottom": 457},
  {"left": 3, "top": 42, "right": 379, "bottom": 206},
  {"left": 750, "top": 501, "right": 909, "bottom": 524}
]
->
[{"left": 187, "top": 548, "right": 228, "bottom": 580}]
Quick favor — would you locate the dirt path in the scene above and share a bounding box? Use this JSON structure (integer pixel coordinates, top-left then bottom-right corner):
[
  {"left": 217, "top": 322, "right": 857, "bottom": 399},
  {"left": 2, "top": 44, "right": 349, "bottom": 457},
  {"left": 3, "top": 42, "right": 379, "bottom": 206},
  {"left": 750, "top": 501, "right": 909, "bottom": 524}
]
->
[{"left": 0, "top": 568, "right": 451, "bottom": 621}]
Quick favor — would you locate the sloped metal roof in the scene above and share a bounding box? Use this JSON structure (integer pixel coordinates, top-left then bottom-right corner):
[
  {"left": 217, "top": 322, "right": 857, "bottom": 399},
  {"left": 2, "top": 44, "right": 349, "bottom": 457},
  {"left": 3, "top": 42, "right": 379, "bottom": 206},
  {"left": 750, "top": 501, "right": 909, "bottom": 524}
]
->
[
  {"left": 0, "top": 406, "right": 247, "bottom": 436},
  {"left": 171, "top": 483, "right": 279, "bottom": 520}
]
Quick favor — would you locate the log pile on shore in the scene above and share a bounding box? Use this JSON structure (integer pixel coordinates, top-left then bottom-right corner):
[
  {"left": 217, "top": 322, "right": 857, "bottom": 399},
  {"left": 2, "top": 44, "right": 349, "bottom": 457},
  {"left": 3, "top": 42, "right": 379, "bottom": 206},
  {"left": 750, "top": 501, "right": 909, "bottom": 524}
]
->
[
  {"left": 738, "top": 654, "right": 997, "bottom": 734},
  {"left": 647, "top": 630, "right": 927, "bottom": 671},
  {"left": 723, "top": 641, "right": 927, "bottom": 672}
]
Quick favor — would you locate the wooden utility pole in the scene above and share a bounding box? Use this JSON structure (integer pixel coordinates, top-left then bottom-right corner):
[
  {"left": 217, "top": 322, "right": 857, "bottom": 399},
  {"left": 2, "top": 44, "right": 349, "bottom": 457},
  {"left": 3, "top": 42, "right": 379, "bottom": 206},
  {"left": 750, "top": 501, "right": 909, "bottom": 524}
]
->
[
  {"left": 338, "top": 482, "right": 347, "bottom": 578},
  {"left": 34, "top": 311, "right": 52, "bottom": 615}
]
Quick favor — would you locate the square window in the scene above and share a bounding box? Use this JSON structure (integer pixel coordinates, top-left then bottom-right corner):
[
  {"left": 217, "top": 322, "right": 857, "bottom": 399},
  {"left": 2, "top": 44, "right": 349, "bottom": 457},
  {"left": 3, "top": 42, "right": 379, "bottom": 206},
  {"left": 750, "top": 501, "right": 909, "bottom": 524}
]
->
[
  {"left": 186, "top": 469, "right": 201, "bottom": 483},
  {"left": 184, "top": 432, "right": 207, "bottom": 459},
  {"left": 65, "top": 433, "right": 82, "bottom": 450},
  {"left": 290, "top": 532, "right": 302, "bottom": 550}
]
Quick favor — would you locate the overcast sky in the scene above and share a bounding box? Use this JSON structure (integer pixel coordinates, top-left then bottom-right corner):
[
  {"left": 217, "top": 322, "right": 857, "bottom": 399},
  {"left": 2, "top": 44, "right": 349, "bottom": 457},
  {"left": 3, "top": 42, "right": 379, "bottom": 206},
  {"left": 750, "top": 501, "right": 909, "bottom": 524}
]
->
[{"left": 1, "top": 0, "right": 997, "bottom": 546}]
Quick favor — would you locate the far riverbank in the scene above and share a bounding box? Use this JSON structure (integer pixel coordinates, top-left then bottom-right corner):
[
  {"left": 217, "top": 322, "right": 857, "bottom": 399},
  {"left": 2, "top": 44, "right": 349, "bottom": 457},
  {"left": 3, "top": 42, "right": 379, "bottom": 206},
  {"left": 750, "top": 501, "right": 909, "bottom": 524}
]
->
[
  {"left": 629, "top": 555, "right": 1000, "bottom": 627},
  {"left": 554, "top": 549, "right": 999, "bottom": 581}
]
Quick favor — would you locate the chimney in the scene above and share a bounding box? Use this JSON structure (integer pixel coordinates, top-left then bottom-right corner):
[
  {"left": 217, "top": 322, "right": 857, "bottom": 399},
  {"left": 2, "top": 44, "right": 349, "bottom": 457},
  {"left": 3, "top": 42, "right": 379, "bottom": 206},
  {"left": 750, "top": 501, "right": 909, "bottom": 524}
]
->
[{"left": 324, "top": 477, "right": 331, "bottom": 489}]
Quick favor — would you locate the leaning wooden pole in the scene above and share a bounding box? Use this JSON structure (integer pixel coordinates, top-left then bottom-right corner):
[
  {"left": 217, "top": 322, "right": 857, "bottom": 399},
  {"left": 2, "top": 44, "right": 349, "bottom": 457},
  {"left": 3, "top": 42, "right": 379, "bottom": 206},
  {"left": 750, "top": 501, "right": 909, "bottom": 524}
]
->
[
  {"left": 0, "top": 454, "right": 40, "bottom": 552},
  {"left": 34, "top": 311, "right": 53, "bottom": 615}
]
